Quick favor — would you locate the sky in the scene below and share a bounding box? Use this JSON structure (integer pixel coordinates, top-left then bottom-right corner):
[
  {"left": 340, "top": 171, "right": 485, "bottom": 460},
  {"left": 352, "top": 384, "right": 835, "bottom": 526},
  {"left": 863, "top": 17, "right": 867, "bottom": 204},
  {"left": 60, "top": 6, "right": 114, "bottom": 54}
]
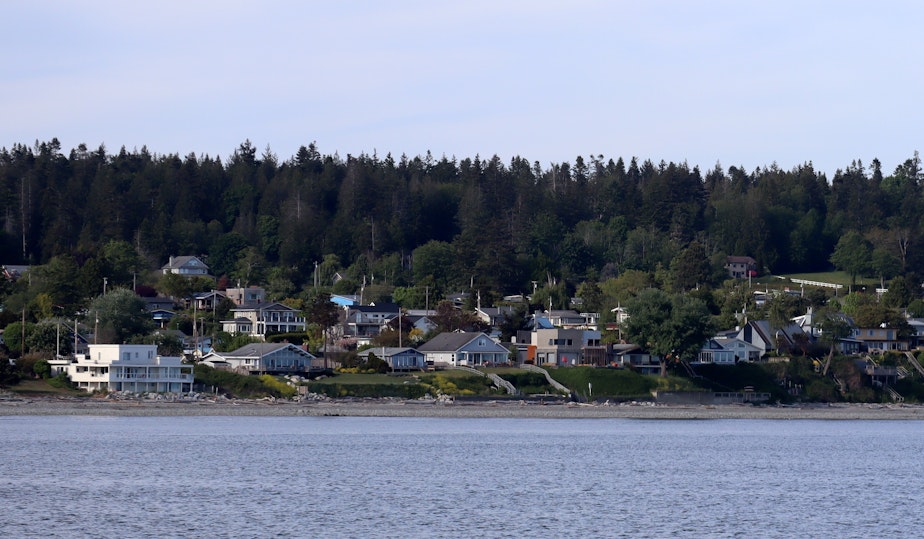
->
[{"left": 3, "top": 1, "right": 923, "bottom": 178}]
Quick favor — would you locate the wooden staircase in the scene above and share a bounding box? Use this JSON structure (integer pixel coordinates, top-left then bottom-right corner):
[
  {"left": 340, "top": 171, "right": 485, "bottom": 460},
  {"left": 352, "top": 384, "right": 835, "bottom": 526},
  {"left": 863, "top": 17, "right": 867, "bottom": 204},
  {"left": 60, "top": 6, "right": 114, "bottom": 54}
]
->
[
  {"left": 448, "top": 365, "right": 517, "bottom": 395},
  {"left": 904, "top": 351, "right": 924, "bottom": 377}
]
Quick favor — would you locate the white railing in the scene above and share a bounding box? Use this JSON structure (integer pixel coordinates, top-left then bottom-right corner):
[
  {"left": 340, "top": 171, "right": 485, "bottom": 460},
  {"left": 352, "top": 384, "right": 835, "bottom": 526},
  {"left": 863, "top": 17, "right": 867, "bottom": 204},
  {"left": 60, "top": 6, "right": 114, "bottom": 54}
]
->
[
  {"left": 787, "top": 278, "right": 844, "bottom": 290},
  {"left": 521, "top": 364, "right": 571, "bottom": 395},
  {"left": 886, "top": 386, "right": 904, "bottom": 403},
  {"left": 447, "top": 366, "right": 517, "bottom": 395}
]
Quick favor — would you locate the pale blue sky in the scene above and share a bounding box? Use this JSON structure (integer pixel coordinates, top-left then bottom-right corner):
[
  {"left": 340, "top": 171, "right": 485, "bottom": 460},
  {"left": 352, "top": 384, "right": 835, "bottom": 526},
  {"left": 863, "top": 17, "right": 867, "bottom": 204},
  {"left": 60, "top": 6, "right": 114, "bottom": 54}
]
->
[{"left": 4, "top": 1, "right": 922, "bottom": 177}]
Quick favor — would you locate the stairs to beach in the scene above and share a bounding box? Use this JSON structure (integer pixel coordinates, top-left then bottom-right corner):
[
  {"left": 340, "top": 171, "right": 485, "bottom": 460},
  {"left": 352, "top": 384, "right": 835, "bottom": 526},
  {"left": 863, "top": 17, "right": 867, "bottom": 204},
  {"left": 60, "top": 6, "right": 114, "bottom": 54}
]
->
[
  {"left": 448, "top": 365, "right": 518, "bottom": 395},
  {"left": 903, "top": 352, "right": 924, "bottom": 377}
]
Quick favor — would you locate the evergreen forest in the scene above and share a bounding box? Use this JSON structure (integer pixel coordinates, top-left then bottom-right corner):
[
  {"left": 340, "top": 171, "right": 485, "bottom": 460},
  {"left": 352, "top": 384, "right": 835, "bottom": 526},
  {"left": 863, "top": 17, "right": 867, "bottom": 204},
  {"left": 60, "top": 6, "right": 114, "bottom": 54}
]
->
[{"left": 1, "top": 138, "right": 922, "bottom": 317}]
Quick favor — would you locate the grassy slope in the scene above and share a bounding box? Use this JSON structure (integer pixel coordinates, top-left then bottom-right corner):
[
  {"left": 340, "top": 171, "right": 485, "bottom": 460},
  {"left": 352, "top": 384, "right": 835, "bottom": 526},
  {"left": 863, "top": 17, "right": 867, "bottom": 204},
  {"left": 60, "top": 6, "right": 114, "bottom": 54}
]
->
[{"left": 3, "top": 379, "right": 89, "bottom": 397}]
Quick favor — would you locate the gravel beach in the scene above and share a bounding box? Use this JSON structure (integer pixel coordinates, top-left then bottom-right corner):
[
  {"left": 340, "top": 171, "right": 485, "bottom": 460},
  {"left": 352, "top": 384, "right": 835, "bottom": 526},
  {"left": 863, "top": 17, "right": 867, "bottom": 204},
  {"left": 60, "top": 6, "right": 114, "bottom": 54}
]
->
[{"left": 2, "top": 396, "right": 924, "bottom": 420}]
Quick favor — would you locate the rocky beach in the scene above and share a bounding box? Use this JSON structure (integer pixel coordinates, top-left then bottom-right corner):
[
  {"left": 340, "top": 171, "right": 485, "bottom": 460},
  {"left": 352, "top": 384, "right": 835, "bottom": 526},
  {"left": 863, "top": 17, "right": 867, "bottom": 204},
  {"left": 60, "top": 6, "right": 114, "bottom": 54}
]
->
[{"left": 2, "top": 394, "right": 924, "bottom": 420}]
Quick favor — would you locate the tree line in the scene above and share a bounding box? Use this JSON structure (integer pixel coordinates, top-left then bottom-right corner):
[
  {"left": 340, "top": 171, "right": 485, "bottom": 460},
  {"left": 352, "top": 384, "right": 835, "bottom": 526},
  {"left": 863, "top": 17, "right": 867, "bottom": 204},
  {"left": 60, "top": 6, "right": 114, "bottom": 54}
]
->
[{"left": 1, "top": 138, "right": 922, "bottom": 314}]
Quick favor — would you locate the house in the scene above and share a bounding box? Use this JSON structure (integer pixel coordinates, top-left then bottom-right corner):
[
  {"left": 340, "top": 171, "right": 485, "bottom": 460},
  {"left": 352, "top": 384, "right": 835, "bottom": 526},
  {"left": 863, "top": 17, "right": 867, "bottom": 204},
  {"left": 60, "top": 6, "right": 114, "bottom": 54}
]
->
[
  {"left": 417, "top": 332, "right": 510, "bottom": 367},
  {"left": 202, "top": 343, "right": 319, "bottom": 375},
  {"left": 343, "top": 303, "right": 401, "bottom": 345},
  {"left": 225, "top": 286, "right": 265, "bottom": 306},
  {"left": 161, "top": 255, "right": 211, "bottom": 277},
  {"left": 66, "top": 344, "right": 193, "bottom": 393},
  {"left": 546, "top": 310, "right": 600, "bottom": 330},
  {"left": 514, "top": 327, "right": 602, "bottom": 366},
  {"left": 357, "top": 347, "right": 426, "bottom": 371},
  {"left": 725, "top": 256, "right": 757, "bottom": 279},
  {"left": 403, "top": 313, "right": 437, "bottom": 338},
  {"left": 475, "top": 306, "right": 519, "bottom": 327},
  {"left": 610, "top": 344, "right": 662, "bottom": 374},
  {"left": 331, "top": 294, "right": 360, "bottom": 307},
  {"left": 853, "top": 326, "right": 910, "bottom": 354},
  {"left": 153, "top": 329, "right": 212, "bottom": 358},
  {"left": 187, "top": 290, "right": 226, "bottom": 311},
  {"left": 907, "top": 319, "right": 924, "bottom": 348},
  {"left": 221, "top": 302, "right": 306, "bottom": 339},
  {"left": 696, "top": 337, "right": 762, "bottom": 365},
  {"left": 143, "top": 296, "right": 177, "bottom": 311},
  {"left": 719, "top": 320, "right": 805, "bottom": 359},
  {"left": 149, "top": 308, "right": 176, "bottom": 329},
  {"left": 1, "top": 264, "right": 29, "bottom": 281}
]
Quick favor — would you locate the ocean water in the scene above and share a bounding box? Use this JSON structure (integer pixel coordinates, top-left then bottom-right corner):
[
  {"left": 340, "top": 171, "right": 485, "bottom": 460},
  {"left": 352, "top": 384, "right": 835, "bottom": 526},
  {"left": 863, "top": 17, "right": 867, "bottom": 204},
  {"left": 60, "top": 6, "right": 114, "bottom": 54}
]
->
[{"left": 1, "top": 416, "right": 922, "bottom": 538}]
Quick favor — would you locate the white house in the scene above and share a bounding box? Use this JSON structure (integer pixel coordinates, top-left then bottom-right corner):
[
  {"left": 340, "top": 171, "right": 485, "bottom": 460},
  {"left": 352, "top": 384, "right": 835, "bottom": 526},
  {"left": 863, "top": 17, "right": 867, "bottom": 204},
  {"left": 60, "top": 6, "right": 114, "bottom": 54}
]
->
[
  {"left": 66, "top": 344, "right": 193, "bottom": 393},
  {"left": 221, "top": 302, "right": 306, "bottom": 339},
  {"left": 696, "top": 337, "right": 762, "bottom": 365},
  {"left": 417, "top": 332, "right": 510, "bottom": 367}
]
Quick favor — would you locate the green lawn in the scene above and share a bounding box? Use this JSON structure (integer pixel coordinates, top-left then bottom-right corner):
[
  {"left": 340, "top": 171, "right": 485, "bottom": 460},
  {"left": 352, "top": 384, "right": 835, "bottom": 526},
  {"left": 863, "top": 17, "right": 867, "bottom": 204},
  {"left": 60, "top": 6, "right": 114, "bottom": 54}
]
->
[{"left": 4, "top": 379, "right": 89, "bottom": 397}]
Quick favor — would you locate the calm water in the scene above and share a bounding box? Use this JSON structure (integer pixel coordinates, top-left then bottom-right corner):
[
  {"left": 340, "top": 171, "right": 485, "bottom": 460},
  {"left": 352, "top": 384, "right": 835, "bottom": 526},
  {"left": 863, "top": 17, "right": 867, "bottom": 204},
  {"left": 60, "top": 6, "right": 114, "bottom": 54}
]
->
[{"left": 1, "top": 416, "right": 922, "bottom": 538}]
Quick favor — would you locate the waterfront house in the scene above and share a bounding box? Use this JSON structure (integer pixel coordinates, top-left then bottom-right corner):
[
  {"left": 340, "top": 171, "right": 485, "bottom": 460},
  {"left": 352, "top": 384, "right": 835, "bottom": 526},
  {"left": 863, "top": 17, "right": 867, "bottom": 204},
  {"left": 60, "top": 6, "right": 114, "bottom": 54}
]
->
[
  {"left": 417, "top": 332, "right": 510, "bottom": 367},
  {"left": 357, "top": 347, "right": 426, "bottom": 371},
  {"left": 67, "top": 343, "right": 193, "bottom": 393},
  {"left": 514, "top": 327, "right": 602, "bottom": 366},
  {"left": 696, "top": 337, "right": 762, "bottom": 365},
  {"left": 201, "top": 343, "right": 320, "bottom": 375}
]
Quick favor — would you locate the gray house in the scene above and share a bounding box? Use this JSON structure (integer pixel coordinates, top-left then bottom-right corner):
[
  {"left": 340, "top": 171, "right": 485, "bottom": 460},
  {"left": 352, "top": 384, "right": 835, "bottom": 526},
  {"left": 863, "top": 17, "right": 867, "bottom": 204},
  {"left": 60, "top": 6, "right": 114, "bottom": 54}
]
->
[
  {"left": 357, "top": 347, "right": 426, "bottom": 371},
  {"left": 417, "top": 332, "right": 510, "bottom": 367},
  {"left": 201, "top": 343, "right": 319, "bottom": 375}
]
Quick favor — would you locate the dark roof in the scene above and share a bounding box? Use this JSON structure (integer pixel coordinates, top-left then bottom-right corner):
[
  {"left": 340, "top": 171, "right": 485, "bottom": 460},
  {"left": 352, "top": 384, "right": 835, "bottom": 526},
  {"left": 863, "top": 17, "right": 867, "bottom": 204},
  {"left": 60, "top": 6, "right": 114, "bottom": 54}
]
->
[
  {"left": 162, "top": 255, "right": 209, "bottom": 269},
  {"left": 357, "top": 347, "right": 421, "bottom": 358},
  {"left": 351, "top": 303, "right": 399, "bottom": 313},
  {"left": 218, "top": 342, "right": 315, "bottom": 359},
  {"left": 232, "top": 301, "right": 297, "bottom": 312},
  {"left": 417, "top": 332, "right": 487, "bottom": 352},
  {"left": 726, "top": 255, "right": 757, "bottom": 264}
]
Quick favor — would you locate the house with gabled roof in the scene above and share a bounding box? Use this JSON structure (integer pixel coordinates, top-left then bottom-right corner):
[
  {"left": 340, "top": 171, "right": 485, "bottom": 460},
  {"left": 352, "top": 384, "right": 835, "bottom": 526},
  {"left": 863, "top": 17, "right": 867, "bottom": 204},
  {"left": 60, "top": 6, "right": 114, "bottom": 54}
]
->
[
  {"left": 725, "top": 256, "right": 757, "bottom": 279},
  {"left": 162, "top": 255, "right": 211, "bottom": 277},
  {"left": 696, "top": 337, "right": 762, "bottom": 365},
  {"left": 475, "top": 306, "right": 518, "bottom": 327},
  {"left": 221, "top": 301, "right": 306, "bottom": 340},
  {"left": 417, "top": 332, "right": 510, "bottom": 367},
  {"left": 201, "top": 342, "right": 319, "bottom": 375},
  {"left": 357, "top": 347, "right": 426, "bottom": 371}
]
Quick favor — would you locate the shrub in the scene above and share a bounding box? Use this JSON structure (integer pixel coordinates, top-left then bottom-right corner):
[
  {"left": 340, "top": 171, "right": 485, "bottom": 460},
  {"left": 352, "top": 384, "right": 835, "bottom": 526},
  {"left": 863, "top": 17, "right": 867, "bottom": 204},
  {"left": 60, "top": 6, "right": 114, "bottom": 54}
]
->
[
  {"left": 258, "top": 375, "right": 297, "bottom": 399},
  {"left": 47, "top": 372, "right": 75, "bottom": 389}
]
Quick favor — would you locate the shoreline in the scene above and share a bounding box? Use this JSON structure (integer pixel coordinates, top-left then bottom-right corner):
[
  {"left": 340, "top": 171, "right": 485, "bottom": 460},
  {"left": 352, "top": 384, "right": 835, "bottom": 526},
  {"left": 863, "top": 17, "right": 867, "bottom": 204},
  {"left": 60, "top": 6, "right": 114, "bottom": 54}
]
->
[{"left": 3, "top": 397, "right": 924, "bottom": 419}]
